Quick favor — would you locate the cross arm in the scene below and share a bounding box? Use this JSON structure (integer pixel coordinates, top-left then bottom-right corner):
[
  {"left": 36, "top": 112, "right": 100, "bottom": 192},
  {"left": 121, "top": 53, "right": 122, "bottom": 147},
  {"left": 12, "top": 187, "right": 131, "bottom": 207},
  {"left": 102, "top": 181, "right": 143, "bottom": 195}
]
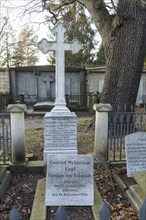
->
[
  {"left": 64, "top": 39, "right": 82, "bottom": 54},
  {"left": 37, "top": 38, "right": 56, "bottom": 54}
]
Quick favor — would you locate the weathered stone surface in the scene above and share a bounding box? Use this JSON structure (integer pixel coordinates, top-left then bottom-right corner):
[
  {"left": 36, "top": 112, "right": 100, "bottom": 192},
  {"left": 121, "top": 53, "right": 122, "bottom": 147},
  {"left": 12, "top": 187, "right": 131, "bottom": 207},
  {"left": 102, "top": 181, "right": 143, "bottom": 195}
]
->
[
  {"left": 45, "top": 154, "right": 94, "bottom": 206},
  {"left": 126, "top": 172, "right": 146, "bottom": 213},
  {"left": 44, "top": 112, "right": 78, "bottom": 163},
  {"left": 125, "top": 132, "right": 146, "bottom": 177},
  {"left": 7, "top": 104, "right": 27, "bottom": 113},
  {"left": 132, "top": 171, "right": 146, "bottom": 196},
  {"left": 93, "top": 103, "right": 112, "bottom": 112}
]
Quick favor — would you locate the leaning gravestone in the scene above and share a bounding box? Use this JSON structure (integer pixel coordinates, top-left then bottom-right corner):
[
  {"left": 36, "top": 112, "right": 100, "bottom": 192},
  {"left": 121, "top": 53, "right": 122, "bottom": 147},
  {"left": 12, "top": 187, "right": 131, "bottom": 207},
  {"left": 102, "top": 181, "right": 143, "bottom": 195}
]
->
[
  {"left": 125, "top": 132, "right": 146, "bottom": 177},
  {"left": 45, "top": 154, "right": 94, "bottom": 206}
]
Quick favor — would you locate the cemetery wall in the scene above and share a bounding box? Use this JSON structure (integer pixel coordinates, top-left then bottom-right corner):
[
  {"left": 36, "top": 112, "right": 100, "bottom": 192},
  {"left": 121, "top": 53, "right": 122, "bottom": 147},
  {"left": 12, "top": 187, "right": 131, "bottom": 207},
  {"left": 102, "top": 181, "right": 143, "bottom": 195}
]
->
[
  {"left": 0, "top": 69, "right": 10, "bottom": 93},
  {"left": 86, "top": 67, "right": 146, "bottom": 104},
  {"left": 0, "top": 66, "right": 146, "bottom": 105},
  {"left": 86, "top": 67, "right": 105, "bottom": 93},
  {"left": 9, "top": 66, "right": 85, "bottom": 105}
]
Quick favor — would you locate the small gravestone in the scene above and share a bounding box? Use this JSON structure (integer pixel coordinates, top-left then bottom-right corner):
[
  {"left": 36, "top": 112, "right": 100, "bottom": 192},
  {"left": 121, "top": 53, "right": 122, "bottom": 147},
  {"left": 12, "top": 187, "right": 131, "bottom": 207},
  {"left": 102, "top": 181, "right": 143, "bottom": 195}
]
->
[
  {"left": 125, "top": 132, "right": 146, "bottom": 177},
  {"left": 136, "top": 81, "right": 143, "bottom": 105},
  {"left": 45, "top": 154, "right": 94, "bottom": 206},
  {"left": 99, "top": 80, "right": 104, "bottom": 93}
]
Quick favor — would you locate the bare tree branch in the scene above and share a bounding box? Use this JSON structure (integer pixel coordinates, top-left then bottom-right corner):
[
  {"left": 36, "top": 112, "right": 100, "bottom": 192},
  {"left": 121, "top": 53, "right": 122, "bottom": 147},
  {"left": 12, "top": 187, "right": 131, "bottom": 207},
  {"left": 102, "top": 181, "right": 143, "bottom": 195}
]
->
[
  {"left": 110, "top": 0, "right": 117, "bottom": 12},
  {"left": 44, "top": 0, "right": 77, "bottom": 11},
  {"left": 82, "top": 0, "right": 112, "bottom": 38},
  {"left": 0, "top": 17, "right": 8, "bottom": 36}
]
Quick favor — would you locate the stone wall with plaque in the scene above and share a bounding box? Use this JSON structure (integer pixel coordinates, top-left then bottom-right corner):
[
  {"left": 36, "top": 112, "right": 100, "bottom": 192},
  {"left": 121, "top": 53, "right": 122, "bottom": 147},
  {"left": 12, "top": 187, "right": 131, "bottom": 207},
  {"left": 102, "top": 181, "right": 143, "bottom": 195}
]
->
[
  {"left": 125, "top": 132, "right": 146, "bottom": 177},
  {"left": 45, "top": 154, "right": 94, "bottom": 206}
]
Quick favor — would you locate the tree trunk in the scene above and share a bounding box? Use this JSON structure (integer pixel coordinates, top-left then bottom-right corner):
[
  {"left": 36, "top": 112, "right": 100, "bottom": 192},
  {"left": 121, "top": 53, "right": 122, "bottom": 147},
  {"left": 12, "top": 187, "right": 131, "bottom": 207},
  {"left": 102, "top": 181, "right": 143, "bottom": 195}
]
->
[
  {"left": 101, "top": 0, "right": 146, "bottom": 112},
  {"left": 84, "top": 0, "right": 146, "bottom": 112}
]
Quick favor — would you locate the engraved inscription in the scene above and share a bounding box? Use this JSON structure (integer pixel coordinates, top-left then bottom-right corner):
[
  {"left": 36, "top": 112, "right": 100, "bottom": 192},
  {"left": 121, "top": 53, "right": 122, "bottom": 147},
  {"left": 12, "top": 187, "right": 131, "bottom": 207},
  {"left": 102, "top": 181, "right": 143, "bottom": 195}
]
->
[
  {"left": 125, "top": 132, "right": 146, "bottom": 177},
  {"left": 44, "top": 117, "right": 77, "bottom": 150},
  {"left": 45, "top": 155, "right": 94, "bottom": 206}
]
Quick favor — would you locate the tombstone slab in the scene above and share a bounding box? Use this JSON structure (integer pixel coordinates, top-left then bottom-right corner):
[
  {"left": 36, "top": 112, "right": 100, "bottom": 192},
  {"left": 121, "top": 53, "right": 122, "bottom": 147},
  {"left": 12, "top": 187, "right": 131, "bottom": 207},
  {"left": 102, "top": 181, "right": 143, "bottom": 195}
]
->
[
  {"left": 44, "top": 112, "right": 77, "bottom": 163},
  {"left": 45, "top": 154, "right": 94, "bottom": 206},
  {"left": 125, "top": 132, "right": 146, "bottom": 177}
]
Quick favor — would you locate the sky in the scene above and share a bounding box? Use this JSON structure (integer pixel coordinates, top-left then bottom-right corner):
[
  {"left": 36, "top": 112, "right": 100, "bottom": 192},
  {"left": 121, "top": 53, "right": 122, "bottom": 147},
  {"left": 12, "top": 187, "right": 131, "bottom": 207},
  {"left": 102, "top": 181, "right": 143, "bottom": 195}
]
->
[
  {"left": 0, "top": 0, "right": 101, "bottom": 65},
  {"left": 0, "top": 0, "right": 51, "bottom": 65}
]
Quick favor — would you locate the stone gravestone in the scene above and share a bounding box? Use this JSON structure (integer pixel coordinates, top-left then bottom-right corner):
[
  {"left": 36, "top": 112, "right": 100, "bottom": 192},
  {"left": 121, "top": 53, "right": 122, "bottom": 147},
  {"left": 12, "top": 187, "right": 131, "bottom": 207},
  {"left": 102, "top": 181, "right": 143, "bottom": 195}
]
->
[
  {"left": 37, "top": 22, "right": 82, "bottom": 163},
  {"left": 125, "top": 132, "right": 146, "bottom": 177},
  {"left": 45, "top": 154, "right": 94, "bottom": 206},
  {"left": 136, "top": 81, "right": 143, "bottom": 105},
  {"left": 99, "top": 79, "right": 104, "bottom": 93}
]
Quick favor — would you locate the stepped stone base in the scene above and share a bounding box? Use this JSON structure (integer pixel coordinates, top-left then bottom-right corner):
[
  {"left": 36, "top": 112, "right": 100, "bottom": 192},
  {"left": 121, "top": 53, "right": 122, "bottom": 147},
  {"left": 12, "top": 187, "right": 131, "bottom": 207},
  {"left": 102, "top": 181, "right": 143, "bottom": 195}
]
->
[
  {"left": 133, "top": 171, "right": 146, "bottom": 195},
  {"left": 30, "top": 178, "right": 104, "bottom": 220},
  {"left": 9, "top": 160, "right": 45, "bottom": 174},
  {"left": 126, "top": 171, "right": 146, "bottom": 213}
]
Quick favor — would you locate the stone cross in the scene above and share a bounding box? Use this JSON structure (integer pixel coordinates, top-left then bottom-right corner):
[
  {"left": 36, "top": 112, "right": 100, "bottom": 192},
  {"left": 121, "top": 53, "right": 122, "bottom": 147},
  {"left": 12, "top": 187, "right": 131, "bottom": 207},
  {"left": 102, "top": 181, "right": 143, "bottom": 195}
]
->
[{"left": 37, "top": 22, "right": 82, "bottom": 113}]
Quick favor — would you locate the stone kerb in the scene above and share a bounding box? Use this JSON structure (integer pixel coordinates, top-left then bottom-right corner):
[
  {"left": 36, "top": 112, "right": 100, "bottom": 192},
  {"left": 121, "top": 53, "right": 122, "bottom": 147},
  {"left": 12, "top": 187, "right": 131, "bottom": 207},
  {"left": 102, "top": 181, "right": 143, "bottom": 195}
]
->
[
  {"left": 7, "top": 104, "right": 27, "bottom": 164},
  {"left": 93, "top": 103, "right": 112, "bottom": 165}
]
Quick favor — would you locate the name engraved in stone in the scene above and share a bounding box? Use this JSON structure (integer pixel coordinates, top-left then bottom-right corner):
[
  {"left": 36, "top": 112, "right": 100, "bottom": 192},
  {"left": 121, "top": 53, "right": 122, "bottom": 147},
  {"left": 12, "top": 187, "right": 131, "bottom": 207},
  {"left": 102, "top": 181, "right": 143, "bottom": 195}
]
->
[
  {"left": 44, "top": 117, "right": 77, "bottom": 150},
  {"left": 45, "top": 154, "right": 94, "bottom": 206},
  {"left": 125, "top": 132, "right": 146, "bottom": 177}
]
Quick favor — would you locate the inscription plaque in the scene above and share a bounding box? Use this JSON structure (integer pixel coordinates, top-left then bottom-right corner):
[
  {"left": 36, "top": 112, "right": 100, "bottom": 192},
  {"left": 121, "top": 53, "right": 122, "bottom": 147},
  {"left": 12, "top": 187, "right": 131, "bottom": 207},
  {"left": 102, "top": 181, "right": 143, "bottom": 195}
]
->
[
  {"left": 125, "top": 132, "right": 146, "bottom": 177},
  {"left": 44, "top": 112, "right": 78, "bottom": 162},
  {"left": 45, "top": 154, "right": 94, "bottom": 206},
  {"left": 44, "top": 116, "right": 76, "bottom": 150}
]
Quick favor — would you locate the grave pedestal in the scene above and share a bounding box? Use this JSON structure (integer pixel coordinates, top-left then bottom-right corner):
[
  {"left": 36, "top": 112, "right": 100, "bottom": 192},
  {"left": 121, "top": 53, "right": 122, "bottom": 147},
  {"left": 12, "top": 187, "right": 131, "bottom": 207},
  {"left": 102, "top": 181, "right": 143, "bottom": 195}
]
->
[
  {"left": 93, "top": 103, "right": 112, "bottom": 163},
  {"left": 7, "top": 104, "right": 27, "bottom": 164},
  {"left": 44, "top": 110, "right": 78, "bottom": 164}
]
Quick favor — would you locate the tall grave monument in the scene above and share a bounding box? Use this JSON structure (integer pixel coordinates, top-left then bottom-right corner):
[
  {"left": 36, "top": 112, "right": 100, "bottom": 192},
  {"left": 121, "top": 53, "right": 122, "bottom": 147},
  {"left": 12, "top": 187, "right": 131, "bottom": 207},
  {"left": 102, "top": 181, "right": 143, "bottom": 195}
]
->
[{"left": 37, "top": 22, "right": 82, "bottom": 163}]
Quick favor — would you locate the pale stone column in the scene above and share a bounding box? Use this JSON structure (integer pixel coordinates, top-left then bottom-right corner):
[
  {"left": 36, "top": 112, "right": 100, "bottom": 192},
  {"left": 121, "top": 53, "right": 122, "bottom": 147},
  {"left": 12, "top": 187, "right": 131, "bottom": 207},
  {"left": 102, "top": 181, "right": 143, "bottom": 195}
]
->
[
  {"left": 7, "top": 104, "right": 27, "bottom": 164},
  {"left": 93, "top": 103, "right": 112, "bottom": 163}
]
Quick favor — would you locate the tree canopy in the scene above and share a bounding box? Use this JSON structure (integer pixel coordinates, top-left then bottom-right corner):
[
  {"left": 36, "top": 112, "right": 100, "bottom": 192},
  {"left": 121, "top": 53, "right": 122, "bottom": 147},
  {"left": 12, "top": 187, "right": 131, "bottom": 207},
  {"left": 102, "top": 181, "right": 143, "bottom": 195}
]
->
[
  {"left": 63, "top": 3, "right": 96, "bottom": 67},
  {"left": 47, "top": 2, "right": 96, "bottom": 67},
  {"left": 12, "top": 26, "right": 39, "bottom": 66},
  {"left": 0, "top": 13, "right": 16, "bottom": 68},
  {"left": 94, "top": 44, "right": 105, "bottom": 66}
]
